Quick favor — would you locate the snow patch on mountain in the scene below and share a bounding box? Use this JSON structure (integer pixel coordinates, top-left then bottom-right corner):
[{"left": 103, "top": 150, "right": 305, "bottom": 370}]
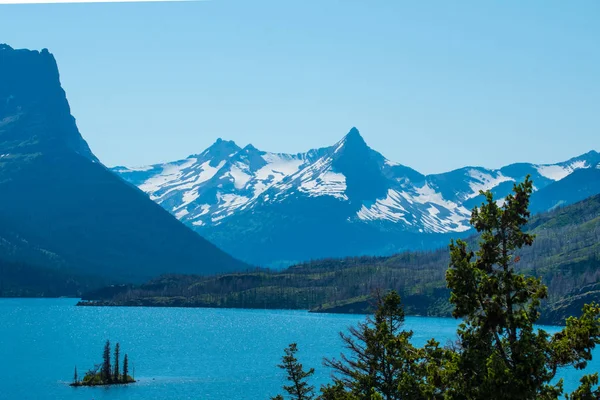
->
[
  {"left": 299, "top": 171, "right": 347, "bottom": 200},
  {"left": 257, "top": 154, "right": 304, "bottom": 178},
  {"left": 413, "top": 183, "right": 459, "bottom": 210},
  {"left": 167, "top": 160, "right": 227, "bottom": 195},
  {"left": 227, "top": 163, "right": 252, "bottom": 190},
  {"left": 406, "top": 184, "right": 471, "bottom": 233},
  {"left": 536, "top": 160, "right": 588, "bottom": 181},
  {"left": 466, "top": 170, "right": 514, "bottom": 199},
  {"left": 252, "top": 154, "right": 305, "bottom": 197},
  {"left": 179, "top": 189, "right": 200, "bottom": 209},
  {"left": 191, "top": 161, "right": 226, "bottom": 186},
  {"left": 356, "top": 184, "right": 471, "bottom": 233},
  {"left": 111, "top": 130, "right": 598, "bottom": 238},
  {"left": 427, "top": 205, "right": 440, "bottom": 216},
  {"left": 175, "top": 209, "right": 189, "bottom": 219},
  {"left": 115, "top": 165, "right": 153, "bottom": 173},
  {"left": 191, "top": 205, "right": 211, "bottom": 226},
  {"left": 211, "top": 193, "right": 251, "bottom": 224},
  {"left": 139, "top": 158, "right": 197, "bottom": 194},
  {"left": 273, "top": 154, "right": 350, "bottom": 201},
  {"left": 357, "top": 189, "right": 410, "bottom": 224}
]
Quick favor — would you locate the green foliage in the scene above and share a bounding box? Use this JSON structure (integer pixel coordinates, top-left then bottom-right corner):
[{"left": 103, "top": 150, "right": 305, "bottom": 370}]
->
[
  {"left": 113, "top": 342, "right": 120, "bottom": 382},
  {"left": 273, "top": 343, "right": 315, "bottom": 400},
  {"left": 82, "top": 194, "right": 600, "bottom": 326},
  {"left": 0, "top": 257, "right": 102, "bottom": 298},
  {"left": 319, "top": 290, "right": 453, "bottom": 399},
  {"left": 71, "top": 341, "right": 134, "bottom": 387},
  {"left": 444, "top": 177, "right": 600, "bottom": 399},
  {"left": 274, "top": 178, "right": 600, "bottom": 399},
  {"left": 319, "top": 382, "right": 358, "bottom": 400},
  {"left": 123, "top": 354, "right": 130, "bottom": 383},
  {"left": 324, "top": 291, "right": 418, "bottom": 398},
  {"left": 82, "top": 369, "right": 103, "bottom": 385},
  {"left": 566, "top": 373, "right": 600, "bottom": 400},
  {"left": 102, "top": 340, "right": 112, "bottom": 383}
]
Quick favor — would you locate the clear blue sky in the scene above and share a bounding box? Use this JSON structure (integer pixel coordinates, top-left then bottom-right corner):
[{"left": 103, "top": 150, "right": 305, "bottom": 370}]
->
[{"left": 0, "top": 0, "right": 598, "bottom": 174}]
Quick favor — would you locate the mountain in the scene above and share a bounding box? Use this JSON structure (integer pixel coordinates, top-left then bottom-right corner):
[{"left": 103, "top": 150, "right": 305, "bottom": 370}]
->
[
  {"left": 530, "top": 166, "right": 600, "bottom": 213},
  {"left": 0, "top": 44, "right": 247, "bottom": 289},
  {"left": 81, "top": 193, "right": 600, "bottom": 326},
  {"left": 113, "top": 126, "right": 600, "bottom": 267}
]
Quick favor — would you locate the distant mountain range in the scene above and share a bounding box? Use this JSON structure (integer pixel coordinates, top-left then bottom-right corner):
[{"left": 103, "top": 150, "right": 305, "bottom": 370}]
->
[
  {"left": 0, "top": 44, "right": 247, "bottom": 292},
  {"left": 114, "top": 128, "right": 600, "bottom": 267},
  {"left": 81, "top": 193, "right": 600, "bottom": 326},
  {"left": 1, "top": 42, "right": 598, "bottom": 290}
]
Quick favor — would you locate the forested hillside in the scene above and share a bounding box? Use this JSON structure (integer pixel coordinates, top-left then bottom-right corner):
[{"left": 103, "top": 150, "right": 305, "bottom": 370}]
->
[
  {"left": 81, "top": 193, "right": 600, "bottom": 325},
  {"left": 0, "top": 259, "right": 103, "bottom": 297}
]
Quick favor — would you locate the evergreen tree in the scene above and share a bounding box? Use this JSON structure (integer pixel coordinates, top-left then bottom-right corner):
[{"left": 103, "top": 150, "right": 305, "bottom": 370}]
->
[
  {"left": 322, "top": 291, "right": 446, "bottom": 399},
  {"left": 325, "top": 291, "right": 411, "bottom": 398},
  {"left": 101, "top": 340, "right": 111, "bottom": 383},
  {"left": 445, "top": 176, "right": 600, "bottom": 399},
  {"left": 122, "top": 354, "right": 129, "bottom": 383},
  {"left": 73, "top": 366, "right": 78, "bottom": 384},
  {"left": 272, "top": 343, "right": 315, "bottom": 400},
  {"left": 275, "top": 177, "right": 600, "bottom": 400},
  {"left": 113, "top": 342, "right": 120, "bottom": 382}
]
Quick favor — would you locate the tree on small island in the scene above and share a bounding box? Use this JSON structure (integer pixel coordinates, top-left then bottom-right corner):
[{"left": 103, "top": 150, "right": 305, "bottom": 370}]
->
[
  {"left": 70, "top": 340, "right": 135, "bottom": 387},
  {"left": 123, "top": 353, "right": 129, "bottom": 381},
  {"left": 113, "top": 342, "right": 120, "bottom": 382},
  {"left": 102, "top": 339, "right": 111, "bottom": 383}
]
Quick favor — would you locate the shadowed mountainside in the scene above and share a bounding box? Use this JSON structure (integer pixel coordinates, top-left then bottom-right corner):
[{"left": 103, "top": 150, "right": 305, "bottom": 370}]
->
[
  {"left": 0, "top": 44, "right": 247, "bottom": 293},
  {"left": 81, "top": 193, "right": 600, "bottom": 325}
]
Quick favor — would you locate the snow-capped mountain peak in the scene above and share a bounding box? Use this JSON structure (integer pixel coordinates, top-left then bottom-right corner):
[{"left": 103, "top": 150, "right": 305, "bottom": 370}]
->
[
  {"left": 335, "top": 126, "right": 366, "bottom": 150},
  {"left": 197, "top": 138, "right": 241, "bottom": 159},
  {"left": 112, "top": 129, "right": 599, "bottom": 250}
]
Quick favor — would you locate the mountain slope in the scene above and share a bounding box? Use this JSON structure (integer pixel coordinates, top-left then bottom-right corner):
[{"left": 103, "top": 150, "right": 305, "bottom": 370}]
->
[
  {"left": 82, "top": 193, "right": 600, "bottom": 326},
  {"left": 530, "top": 167, "right": 600, "bottom": 213},
  {"left": 114, "top": 125, "right": 600, "bottom": 267},
  {"left": 0, "top": 44, "right": 247, "bottom": 285}
]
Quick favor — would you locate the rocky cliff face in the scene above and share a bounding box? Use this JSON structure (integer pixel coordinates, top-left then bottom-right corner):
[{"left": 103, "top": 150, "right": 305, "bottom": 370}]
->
[
  {"left": 0, "top": 44, "right": 96, "bottom": 161},
  {"left": 0, "top": 44, "right": 247, "bottom": 283}
]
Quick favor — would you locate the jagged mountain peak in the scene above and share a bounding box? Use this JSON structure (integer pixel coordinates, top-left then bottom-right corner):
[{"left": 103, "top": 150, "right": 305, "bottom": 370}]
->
[
  {"left": 210, "top": 137, "right": 239, "bottom": 149},
  {"left": 0, "top": 43, "right": 247, "bottom": 281},
  {"left": 344, "top": 126, "right": 364, "bottom": 141},
  {"left": 581, "top": 150, "right": 599, "bottom": 157},
  {"left": 335, "top": 127, "right": 369, "bottom": 153},
  {"left": 0, "top": 45, "right": 97, "bottom": 162},
  {"left": 242, "top": 143, "right": 259, "bottom": 151},
  {"left": 114, "top": 129, "right": 600, "bottom": 267},
  {"left": 196, "top": 138, "right": 241, "bottom": 160},
  {"left": 228, "top": 143, "right": 269, "bottom": 170}
]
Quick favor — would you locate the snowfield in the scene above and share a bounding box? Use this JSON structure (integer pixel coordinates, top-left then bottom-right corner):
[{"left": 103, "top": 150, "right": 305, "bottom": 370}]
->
[{"left": 112, "top": 130, "right": 599, "bottom": 235}]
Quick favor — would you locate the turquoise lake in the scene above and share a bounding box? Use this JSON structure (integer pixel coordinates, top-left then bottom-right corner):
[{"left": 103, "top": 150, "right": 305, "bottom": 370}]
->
[{"left": 0, "top": 298, "right": 597, "bottom": 399}]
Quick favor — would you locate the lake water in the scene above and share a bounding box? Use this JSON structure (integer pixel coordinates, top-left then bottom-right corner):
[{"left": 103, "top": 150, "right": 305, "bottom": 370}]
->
[{"left": 0, "top": 298, "right": 596, "bottom": 400}]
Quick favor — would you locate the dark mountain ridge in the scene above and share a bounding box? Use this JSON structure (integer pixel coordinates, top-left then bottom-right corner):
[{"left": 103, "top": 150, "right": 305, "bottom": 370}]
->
[{"left": 0, "top": 44, "right": 247, "bottom": 292}]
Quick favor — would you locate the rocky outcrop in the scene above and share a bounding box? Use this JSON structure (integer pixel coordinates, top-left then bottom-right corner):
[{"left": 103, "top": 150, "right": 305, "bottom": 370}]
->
[{"left": 0, "top": 44, "right": 248, "bottom": 286}]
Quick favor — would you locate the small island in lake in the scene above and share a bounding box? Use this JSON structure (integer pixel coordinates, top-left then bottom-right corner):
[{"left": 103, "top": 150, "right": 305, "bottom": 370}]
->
[{"left": 71, "top": 340, "right": 135, "bottom": 387}]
